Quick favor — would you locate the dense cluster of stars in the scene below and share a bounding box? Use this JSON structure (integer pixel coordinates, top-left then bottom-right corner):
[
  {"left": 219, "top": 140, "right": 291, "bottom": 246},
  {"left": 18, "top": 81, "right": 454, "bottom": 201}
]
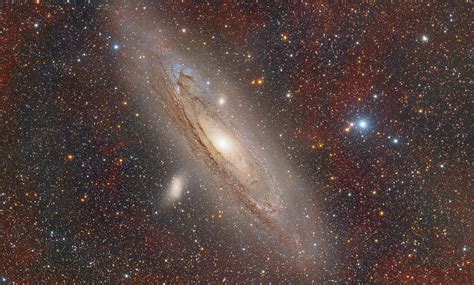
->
[{"left": 1, "top": 1, "right": 471, "bottom": 283}]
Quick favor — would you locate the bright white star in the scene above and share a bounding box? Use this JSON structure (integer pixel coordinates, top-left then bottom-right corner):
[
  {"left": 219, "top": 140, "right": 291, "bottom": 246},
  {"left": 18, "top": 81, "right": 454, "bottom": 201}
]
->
[{"left": 358, "top": 120, "right": 368, "bottom": 129}]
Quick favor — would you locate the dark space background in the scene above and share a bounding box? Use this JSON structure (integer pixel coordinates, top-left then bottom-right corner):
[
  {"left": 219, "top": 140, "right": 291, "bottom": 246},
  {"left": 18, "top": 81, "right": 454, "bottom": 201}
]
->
[{"left": 1, "top": 1, "right": 472, "bottom": 283}]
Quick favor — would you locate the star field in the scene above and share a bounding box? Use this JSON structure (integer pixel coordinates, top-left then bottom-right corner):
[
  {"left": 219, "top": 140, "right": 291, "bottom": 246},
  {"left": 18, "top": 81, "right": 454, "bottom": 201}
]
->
[{"left": 1, "top": 1, "right": 472, "bottom": 283}]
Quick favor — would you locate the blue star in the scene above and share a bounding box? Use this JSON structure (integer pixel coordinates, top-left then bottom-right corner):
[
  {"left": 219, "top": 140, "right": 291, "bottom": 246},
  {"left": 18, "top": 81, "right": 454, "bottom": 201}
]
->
[{"left": 358, "top": 120, "right": 368, "bottom": 129}]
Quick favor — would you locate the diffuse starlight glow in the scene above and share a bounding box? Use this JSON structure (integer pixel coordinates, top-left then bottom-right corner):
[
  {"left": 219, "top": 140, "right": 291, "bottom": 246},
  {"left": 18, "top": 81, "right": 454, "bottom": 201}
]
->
[{"left": 116, "top": 14, "right": 320, "bottom": 265}]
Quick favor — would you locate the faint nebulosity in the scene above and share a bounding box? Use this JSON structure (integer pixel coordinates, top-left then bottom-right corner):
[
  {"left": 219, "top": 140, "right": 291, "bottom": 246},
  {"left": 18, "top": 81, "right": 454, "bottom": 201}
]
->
[{"left": 1, "top": 1, "right": 472, "bottom": 283}]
